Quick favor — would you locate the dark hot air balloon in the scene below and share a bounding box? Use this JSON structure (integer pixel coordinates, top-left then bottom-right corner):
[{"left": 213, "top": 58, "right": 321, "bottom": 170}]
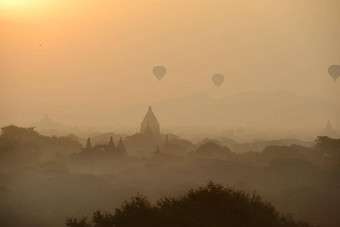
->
[
  {"left": 153, "top": 66, "right": 166, "bottom": 81},
  {"left": 212, "top": 73, "right": 224, "bottom": 88},
  {"left": 328, "top": 65, "right": 340, "bottom": 81}
]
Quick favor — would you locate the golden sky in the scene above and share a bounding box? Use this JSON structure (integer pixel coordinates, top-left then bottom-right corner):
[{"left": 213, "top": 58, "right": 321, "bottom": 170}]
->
[{"left": 0, "top": 0, "right": 339, "bottom": 126}]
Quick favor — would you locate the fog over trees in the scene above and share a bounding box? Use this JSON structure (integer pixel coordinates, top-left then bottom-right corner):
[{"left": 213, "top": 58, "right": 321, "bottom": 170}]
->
[
  {"left": 0, "top": 117, "right": 340, "bottom": 226},
  {"left": 1, "top": 1, "right": 340, "bottom": 226}
]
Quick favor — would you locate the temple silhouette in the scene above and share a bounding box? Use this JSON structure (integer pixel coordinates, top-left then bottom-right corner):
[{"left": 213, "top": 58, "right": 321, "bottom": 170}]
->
[
  {"left": 76, "top": 106, "right": 191, "bottom": 156},
  {"left": 140, "top": 106, "right": 161, "bottom": 138},
  {"left": 320, "top": 120, "right": 338, "bottom": 138},
  {"left": 81, "top": 136, "right": 126, "bottom": 156}
]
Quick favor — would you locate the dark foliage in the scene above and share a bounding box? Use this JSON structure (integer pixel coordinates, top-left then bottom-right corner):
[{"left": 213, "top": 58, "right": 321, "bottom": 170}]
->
[
  {"left": 0, "top": 125, "right": 82, "bottom": 158},
  {"left": 66, "top": 182, "right": 312, "bottom": 227},
  {"left": 315, "top": 136, "right": 340, "bottom": 154},
  {"left": 192, "top": 142, "right": 231, "bottom": 156},
  {"left": 66, "top": 217, "right": 91, "bottom": 227},
  {"left": 314, "top": 136, "right": 340, "bottom": 166}
]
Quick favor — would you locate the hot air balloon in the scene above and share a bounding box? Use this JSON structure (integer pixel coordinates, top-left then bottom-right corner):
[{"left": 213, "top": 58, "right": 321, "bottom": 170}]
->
[
  {"left": 328, "top": 65, "right": 340, "bottom": 81},
  {"left": 212, "top": 73, "right": 224, "bottom": 88},
  {"left": 153, "top": 66, "right": 166, "bottom": 81}
]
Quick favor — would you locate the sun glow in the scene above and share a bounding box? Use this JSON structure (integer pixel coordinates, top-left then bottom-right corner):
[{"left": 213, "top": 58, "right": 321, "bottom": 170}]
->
[
  {"left": 1, "top": 0, "right": 31, "bottom": 8},
  {"left": 0, "top": 0, "right": 51, "bottom": 13},
  {"left": 0, "top": 0, "right": 60, "bottom": 20}
]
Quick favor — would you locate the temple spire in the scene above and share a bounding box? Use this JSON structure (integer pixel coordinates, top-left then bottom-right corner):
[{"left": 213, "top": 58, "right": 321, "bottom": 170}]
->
[
  {"left": 108, "top": 136, "right": 115, "bottom": 149},
  {"left": 164, "top": 134, "right": 170, "bottom": 152},
  {"left": 321, "top": 120, "right": 337, "bottom": 138},
  {"left": 117, "top": 137, "right": 126, "bottom": 153},
  {"left": 86, "top": 137, "right": 92, "bottom": 150},
  {"left": 140, "top": 106, "right": 160, "bottom": 138},
  {"left": 165, "top": 134, "right": 169, "bottom": 146}
]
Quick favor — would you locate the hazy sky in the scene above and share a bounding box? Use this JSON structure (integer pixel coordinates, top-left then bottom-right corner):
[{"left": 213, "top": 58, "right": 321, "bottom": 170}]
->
[{"left": 1, "top": 0, "right": 339, "bottom": 126}]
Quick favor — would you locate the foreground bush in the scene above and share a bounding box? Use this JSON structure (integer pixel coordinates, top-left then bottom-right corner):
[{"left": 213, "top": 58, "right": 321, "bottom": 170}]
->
[{"left": 66, "top": 182, "right": 312, "bottom": 227}]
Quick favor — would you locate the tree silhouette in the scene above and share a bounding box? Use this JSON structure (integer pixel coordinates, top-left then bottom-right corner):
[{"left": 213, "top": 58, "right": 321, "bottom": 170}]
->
[{"left": 66, "top": 182, "right": 312, "bottom": 227}]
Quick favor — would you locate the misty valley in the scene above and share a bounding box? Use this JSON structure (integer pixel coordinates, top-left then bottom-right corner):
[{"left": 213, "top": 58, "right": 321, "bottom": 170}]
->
[
  {"left": 1, "top": 1, "right": 340, "bottom": 226},
  {"left": 0, "top": 107, "right": 339, "bottom": 227}
]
